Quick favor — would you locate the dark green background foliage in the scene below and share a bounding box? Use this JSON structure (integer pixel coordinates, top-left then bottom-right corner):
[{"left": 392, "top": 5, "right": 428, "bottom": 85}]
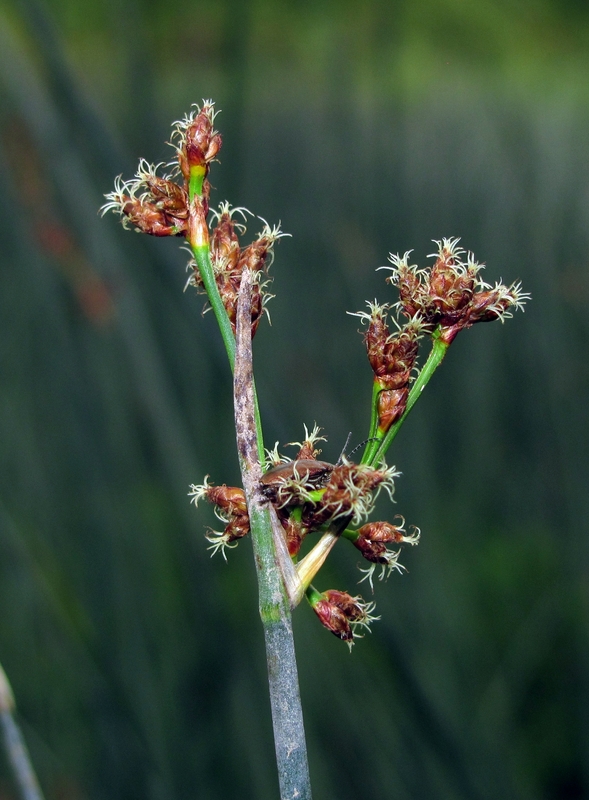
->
[{"left": 0, "top": 0, "right": 587, "bottom": 797}]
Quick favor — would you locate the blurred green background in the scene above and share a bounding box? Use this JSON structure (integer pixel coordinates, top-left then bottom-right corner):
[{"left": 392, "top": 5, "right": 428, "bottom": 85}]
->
[{"left": 0, "top": 0, "right": 587, "bottom": 797}]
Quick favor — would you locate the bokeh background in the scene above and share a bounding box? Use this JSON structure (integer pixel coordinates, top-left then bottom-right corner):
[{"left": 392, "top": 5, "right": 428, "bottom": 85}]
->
[{"left": 0, "top": 0, "right": 588, "bottom": 798}]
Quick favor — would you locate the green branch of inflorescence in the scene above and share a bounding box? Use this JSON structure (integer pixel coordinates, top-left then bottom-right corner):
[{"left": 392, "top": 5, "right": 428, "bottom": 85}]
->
[
  {"left": 188, "top": 171, "right": 267, "bottom": 468},
  {"left": 362, "top": 331, "right": 449, "bottom": 467}
]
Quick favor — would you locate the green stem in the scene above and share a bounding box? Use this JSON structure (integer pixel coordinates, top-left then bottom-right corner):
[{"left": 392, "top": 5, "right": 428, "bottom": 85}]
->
[
  {"left": 189, "top": 243, "right": 265, "bottom": 466},
  {"left": 305, "top": 585, "right": 323, "bottom": 607},
  {"left": 360, "top": 379, "right": 382, "bottom": 464},
  {"left": 340, "top": 527, "right": 360, "bottom": 543},
  {"left": 369, "top": 331, "right": 449, "bottom": 467},
  {"left": 190, "top": 244, "right": 236, "bottom": 369},
  {"left": 188, "top": 168, "right": 236, "bottom": 369}
]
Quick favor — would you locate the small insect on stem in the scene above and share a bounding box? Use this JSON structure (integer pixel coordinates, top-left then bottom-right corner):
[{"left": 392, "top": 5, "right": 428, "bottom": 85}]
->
[
  {"left": 259, "top": 459, "right": 335, "bottom": 502},
  {"left": 258, "top": 437, "right": 379, "bottom": 503}
]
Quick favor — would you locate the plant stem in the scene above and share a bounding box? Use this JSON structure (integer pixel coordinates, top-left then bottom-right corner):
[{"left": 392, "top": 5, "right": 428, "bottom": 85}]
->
[
  {"left": 340, "top": 527, "right": 360, "bottom": 543},
  {"left": 189, "top": 177, "right": 311, "bottom": 793},
  {"left": 305, "top": 586, "right": 323, "bottom": 606},
  {"left": 189, "top": 234, "right": 265, "bottom": 466},
  {"left": 190, "top": 243, "right": 236, "bottom": 369},
  {"left": 360, "top": 379, "right": 382, "bottom": 464},
  {"left": 0, "top": 664, "right": 45, "bottom": 800},
  {"left": 233, "top": 269, "right": 312, "bottom": 800},
  {"left": 369, "top": 331, "right": 450, "bottom": 467}
]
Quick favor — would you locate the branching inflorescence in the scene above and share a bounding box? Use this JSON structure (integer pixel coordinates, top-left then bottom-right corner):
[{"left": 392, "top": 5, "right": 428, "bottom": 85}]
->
[
  {"left": 102, "top": 101, "right": 528, "bottom": 799},
  {"left": 102, "top": 101, "right": 528, "bottom": 651}
]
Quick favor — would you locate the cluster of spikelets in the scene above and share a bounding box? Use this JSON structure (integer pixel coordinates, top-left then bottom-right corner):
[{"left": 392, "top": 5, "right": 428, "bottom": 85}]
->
[
  {"left": 189, "top": 425, "right": 420, "bottom": 646},
  {"left": 188, "top": 204, "right": 286, "bottom": 336},
  {"left": 101, "top": 101, "right": 222, "bottom": 234},
  {"left": 388, "top": 241, "right": 526, "bottom": 340},
  {"left": 102, "top": 101, "right": 528, "bottom": 647},
  {"left": 101, "top": 101, "right": 285, "bottom": 337},
  {"left": 351, "top": 238, "right": 528, "bottom": 435}
]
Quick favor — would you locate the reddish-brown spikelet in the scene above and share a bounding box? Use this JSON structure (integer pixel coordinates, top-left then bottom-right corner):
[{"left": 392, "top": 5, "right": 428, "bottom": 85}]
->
[
  {"left": 352, "top": 520, "right": 407, "bottom": 563},
  {"left": 362, "top": 311, "right": 418, "bottom": 384},
  {"left": 429, "top": 259, "right": 474, "bottom": 319},
  {"left": 364, "top": 312, "right": 390, "bottom": 378},
  {"left": 210, "top": 212, "right": 241, "bottom": 270},
  {"left": 206, "top": 485, "right": 248, "bottom": 516},
  {"left": 468, "top": 288, "right": 516, "bottom": 323},
  {"left": 213, "top": 229, "right": 274, "bottom": 336},
  {"left": 377, "top": 387, "right": 409, "bottom": 432},
  {"left": 212, "top": 273, "right": 264, "bottom": 337},
  {"left": 144, "top": 176, "right": 188, "bottom": 217},
  {"left": 379, "top": 331, "right": 419, "bottom": 389},
  {"left": 215, "top": 273, "right": 240, "bottom": 330},
  {"left": 323, "top": 590, "right": 367, "bottom": 622},
  {"left": 237, "top": 234, "right": 274, "bottom": 273},
  {"left": 178, "top": 109, "right": 222, "bottom": 182},
  {"left": 356, "top": 520, "right": 407, "bottom": 543},
  {"left": 429, "top": 242, "right": 470, "bottom": 308},
  {"left": 395, "top": 263, "right": 426, "bottom": 319},
  {"left": 279, "top": 515, "right": 307, "bottom": 556},
  {"left": 312, "top": 600, "right": 353, "bottom": 642},
  {"left": 312, "top": 590, "right": 369, "bottom": 642},
  {"left": 222, "top": 515, "right": 250, "bottom": 543},
  {"left": 357, "top": 305, "right": 420, "bottom": 431},
  {"left": 351, "top": 536, "right": 389, "bottom": 563},
  {"left": 187, "top": 194, "right": 209, "bottom": 248},
  {"left": 296, "top": 443, "right": 319, "bottom": 460},
  {"left": 121, "top": 196, "right": 187, "bottom": 237}
]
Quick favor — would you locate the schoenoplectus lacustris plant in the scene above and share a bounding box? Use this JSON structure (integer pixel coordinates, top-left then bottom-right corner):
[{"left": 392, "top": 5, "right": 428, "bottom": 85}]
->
[{"left": 102, "top": 100, "right": 528, "bottom": 800}]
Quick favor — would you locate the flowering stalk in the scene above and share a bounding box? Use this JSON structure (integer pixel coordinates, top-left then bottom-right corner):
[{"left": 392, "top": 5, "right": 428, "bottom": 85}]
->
[
  {"left": 356, "top": 240, "right": 528, "bottom": 467},
  {"left": 233, "top": 269, "right": 310, "bottom": 797},
  {"left": 190, "top": 242, "right": 236, "bottom": 367},
  {"left": 186, "top": 200, "right": 236, "bottom": 369},
  {"left": 103, "top": 102, "right": 310, "bottom": 797}
]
